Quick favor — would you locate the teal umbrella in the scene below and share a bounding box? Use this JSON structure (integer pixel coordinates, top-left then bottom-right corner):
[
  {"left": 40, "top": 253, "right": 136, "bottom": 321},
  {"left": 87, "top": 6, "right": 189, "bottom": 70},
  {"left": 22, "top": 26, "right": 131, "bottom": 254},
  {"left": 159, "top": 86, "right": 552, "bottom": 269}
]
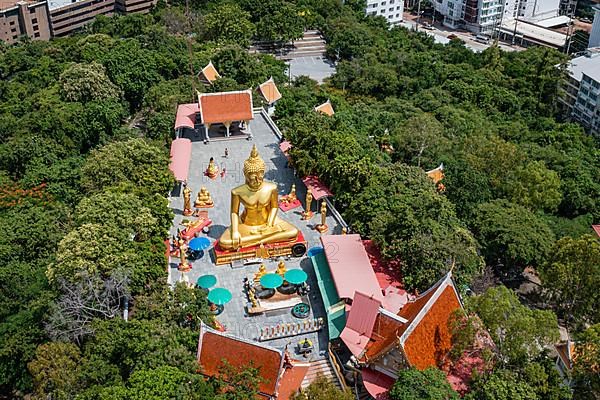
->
[
  {"left": 260, "top": 273, "right": 284, "bottom": 289},
  {"left": 208, "top": 288, "right": 232, "bottom": 305},
  {"left": 284, "top": 269, "right": 308, "bottom": 285},
  {"left": 196, "top": 274, "right": 217, "bottom": 289}
]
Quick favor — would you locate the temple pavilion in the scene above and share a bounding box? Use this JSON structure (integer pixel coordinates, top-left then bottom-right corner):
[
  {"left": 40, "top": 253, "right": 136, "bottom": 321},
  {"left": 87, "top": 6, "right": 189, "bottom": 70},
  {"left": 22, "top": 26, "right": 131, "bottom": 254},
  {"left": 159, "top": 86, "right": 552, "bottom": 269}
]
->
[
  {"left": 197, "top": 323, "right": 309, "bottom": 399},
  {"left": 314, "top": 99, "right": 334, "bottom": 116},
  {"left": 198, "top": 61, "right": 221, "bottom": 85},
  {"left": 174, "top": 89, "right": 254, "bottom": 142},
  {"left": 257, "top": 77, "right": 282, "bottom": 116}
]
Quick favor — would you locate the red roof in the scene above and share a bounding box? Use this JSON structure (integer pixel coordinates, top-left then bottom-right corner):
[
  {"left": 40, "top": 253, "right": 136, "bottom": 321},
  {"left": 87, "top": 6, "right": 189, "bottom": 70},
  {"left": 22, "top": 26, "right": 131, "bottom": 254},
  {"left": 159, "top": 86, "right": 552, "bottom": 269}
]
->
[
  {"left": 361, "top": 368, "right": 394, "bottom": 400},
  {"left": 277, "top": 363, "right": 309, "bottom": 399},
  {"left": 340, "top": 292, "right": 382, "bottom": 357},
  {"left": 302, "top": 175, "right": 333, "bottom": 200},
  {"left": 174, "top": 103, "right": 199, "bottom": 130},
  {"left": 198, "top": 326, "right": 282, "bottom": 396},
  {"left": 402, "top": 285, "right": 461, "bottom": 369},
  {"left": 198, "top": 90, "right": 254, "bottom": 125},
  {"left": 592, "top": 225, "right": 600, "bottom": 237},
  {"left": 258, "top": 77, "right": 282, "bottom": 104},
  {"left": 169, "top": 138, "right": 192, "bottom": 181},
  {"left": 279, "top": 140, "right": 292, "bottom": 155},
  {"left": 321, "top": 234, "right": 384, "bottom": 302}
]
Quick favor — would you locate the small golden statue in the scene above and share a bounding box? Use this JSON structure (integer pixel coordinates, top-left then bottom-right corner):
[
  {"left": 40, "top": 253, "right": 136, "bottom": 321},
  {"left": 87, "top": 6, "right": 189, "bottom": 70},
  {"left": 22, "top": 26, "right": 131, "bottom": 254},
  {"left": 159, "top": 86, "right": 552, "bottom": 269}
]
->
[
  {"left": 315, "top": 200, "right": 328, "bottom": 234},
  {"left": 257, "top": 243, "right": 269, "bottom": 259},
  {"left": 281, "top": 184, "right": 297, "bottom": 205},
  {"left": 206, "top": 157, "right": 219, "bottom": 179},
  {"left": 302, "top": 191, "right": 314, "bottom": 220},
  {"left": 178, "top": 240, "right": 191, "bottom": 272},
  {"left": 341, "top": 227, "right": 348, "bottom": 235},
  {"left": 218, "top": 145, "right": 299, "bottom": 250},
  {"left": 183, "top": 184, "right": 193, "bottom": 216},
  {"left": 276, "top": 258, "right": 287, "bottom": 277},
  {"left": 194, "top": 187, "right": 214, "bottom": 208},
  {"left": 254, "top": 263, "right": 267, "bottom": 283}
]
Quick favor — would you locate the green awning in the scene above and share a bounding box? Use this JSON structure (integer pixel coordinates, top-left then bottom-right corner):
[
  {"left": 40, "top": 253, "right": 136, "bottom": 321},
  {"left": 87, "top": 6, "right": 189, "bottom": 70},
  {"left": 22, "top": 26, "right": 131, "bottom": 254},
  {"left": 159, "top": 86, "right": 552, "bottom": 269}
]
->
[{"left": 311, "top": 252, "right": 345, "bottom": 340}]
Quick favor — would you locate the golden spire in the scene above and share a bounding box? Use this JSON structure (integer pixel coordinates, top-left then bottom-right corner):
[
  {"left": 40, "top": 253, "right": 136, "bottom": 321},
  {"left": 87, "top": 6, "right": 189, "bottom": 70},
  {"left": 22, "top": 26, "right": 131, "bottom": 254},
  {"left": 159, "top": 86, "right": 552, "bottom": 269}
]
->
[{"left": 244, "top": 144, "right": 266, "bottom": 174}]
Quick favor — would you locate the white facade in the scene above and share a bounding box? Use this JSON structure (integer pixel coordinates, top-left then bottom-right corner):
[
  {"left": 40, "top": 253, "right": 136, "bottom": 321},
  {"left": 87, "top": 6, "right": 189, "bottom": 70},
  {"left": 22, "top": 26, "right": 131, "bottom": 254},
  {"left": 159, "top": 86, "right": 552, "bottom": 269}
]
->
[
  {"left": 365, "top": 0, "right": 404, "bottom": 25},
  {"left": 433, "top": 0, "right": 465, "bottom": 28},
  {"left": 563, "top": 49, "right": 600, "bottom": 135},
  {"left": 589, "top": 5, "right": 600, "bottom": 49}
]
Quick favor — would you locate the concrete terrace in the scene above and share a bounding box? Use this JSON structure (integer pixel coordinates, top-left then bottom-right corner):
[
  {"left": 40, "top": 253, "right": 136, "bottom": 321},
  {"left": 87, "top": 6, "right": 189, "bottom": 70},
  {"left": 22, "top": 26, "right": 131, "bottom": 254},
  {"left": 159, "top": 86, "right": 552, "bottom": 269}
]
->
[{"left": 167, "top": 111, "right": 343, "bottom": 359}]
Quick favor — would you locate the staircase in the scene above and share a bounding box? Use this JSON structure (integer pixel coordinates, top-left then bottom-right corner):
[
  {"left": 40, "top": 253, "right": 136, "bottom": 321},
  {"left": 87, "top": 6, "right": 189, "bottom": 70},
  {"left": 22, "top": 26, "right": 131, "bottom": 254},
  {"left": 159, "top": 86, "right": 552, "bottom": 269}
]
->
[
  {"left": 301, "top": 358, "right": 343, "bottom": 390},
  {"left": 250, "top": 30, "right": 327, "bottom": 60}
]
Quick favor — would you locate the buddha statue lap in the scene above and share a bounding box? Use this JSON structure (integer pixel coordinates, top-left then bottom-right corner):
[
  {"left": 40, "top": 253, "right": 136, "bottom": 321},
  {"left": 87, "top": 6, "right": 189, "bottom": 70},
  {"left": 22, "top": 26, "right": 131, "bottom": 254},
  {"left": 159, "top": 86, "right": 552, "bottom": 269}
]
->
[{"left": 218, "top": 145, "right": 299, "bottom": 250}]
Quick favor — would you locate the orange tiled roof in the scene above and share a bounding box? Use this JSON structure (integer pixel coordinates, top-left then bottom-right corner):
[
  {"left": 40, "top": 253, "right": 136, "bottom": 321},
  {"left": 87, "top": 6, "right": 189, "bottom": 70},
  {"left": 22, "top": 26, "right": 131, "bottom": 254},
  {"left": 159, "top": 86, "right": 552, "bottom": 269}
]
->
[
  {"left": 555, "top": 341, "right": 576, "bottom": 370},
  {"left": 426, "top": 164, "right": 445, "bottom": 184},
  {"left": 361, "top": 312, "right": 404, "bottom": 362},
  {"left": 258, "top": 77, "right": 282, "bottom": 104},
  {"left": 277, "top": 363, "right": 310, "bottom": 399},
  {"left": 314, "top": 100, "right": 334, "bottom": 116},
  {"left": 198, "top": 328, "right": 282, "bottom": 396},
  {"left": 403, "top": 285, "right": 461, "bottom": 369},
  {"left": 198, "top": 90, "right": 254, "bottom": 125},
  {"left": 199, "top": 61, "right": 221, "bottom": 84}
]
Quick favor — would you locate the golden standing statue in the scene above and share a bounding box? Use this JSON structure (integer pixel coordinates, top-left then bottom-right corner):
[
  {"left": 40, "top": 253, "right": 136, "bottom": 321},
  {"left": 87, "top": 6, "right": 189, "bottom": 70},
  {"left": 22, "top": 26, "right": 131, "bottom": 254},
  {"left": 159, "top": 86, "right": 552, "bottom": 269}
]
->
[
  {"left": 302, "top": 191, "right": 314, "bottom": 220},
  {"left": 218, "top": 145, "right": 299, "bottom": 250},
  {"left": 178, "top": 240, "right": 191, "bottom": 271},
  {"left": 316, "top": 200, "right": 328, "bottom": 233},
  {"left": 183, "top": 184, "right": 193, "bottom": 216}
]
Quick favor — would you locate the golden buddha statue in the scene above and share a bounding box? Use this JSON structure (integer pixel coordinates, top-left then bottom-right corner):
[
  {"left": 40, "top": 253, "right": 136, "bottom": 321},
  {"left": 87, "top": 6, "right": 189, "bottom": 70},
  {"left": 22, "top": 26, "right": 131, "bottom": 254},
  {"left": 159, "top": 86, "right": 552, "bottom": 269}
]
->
[
  {"left": 316, "top": 200, "right": 328, "bottom": 233},
  {"left": 218, "top": 145, "right": 299, "bottom": 250},
  {"left": 276, "top": 259, "right": 287, "bottom": 277},
  {"left": 254, "top": 263, "right": 267, "bottom": 282},
  {"left": 206, "top": 157, "right": 219, "bottom": 179},
  {"left": 194, "top": 186, "right": 214, "bottom": 208},
  {"left": 183, "top": 184, "right": 193, "bottom": 216}
]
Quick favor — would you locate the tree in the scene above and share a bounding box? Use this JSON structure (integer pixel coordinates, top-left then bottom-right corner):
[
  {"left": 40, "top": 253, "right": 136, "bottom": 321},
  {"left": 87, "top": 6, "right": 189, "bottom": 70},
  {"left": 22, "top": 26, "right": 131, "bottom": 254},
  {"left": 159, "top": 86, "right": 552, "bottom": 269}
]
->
[
  {"left": 469, "top": 286, "right": 559, "bottom": 366},
  {"left": 465, "top": 369, "right": 539, "bottom": 400},
  {"left": 28, "top": 342, "right": 82, "bottom": 399},
  {"left": 539, "top": 235, "right": 600, "bottom": 331},
  {"left": 212, "top": 360, "right": 263, "bottom": 400},
  {"left": 390, "top": 112, "right": 446, "bottom": 167},
  {"left": 74, "top": 191, "right": 158, "bottom": 241},
  {"left": 80, "top": 138, "right": 174, "bottom": 196},
  {"left": 389, "top": 367, "right": 459, "bottom": 400},
  {"left": 503, "top": 161, "right": 562, "bottom": 212},
  {"left": 255, "top": 2, "right": 304, "bottom": 43},
  {"left": 471, "top": 199, "right": 554, "bottom": 275},
  {"left": 573, "top": 324, "right": 600, "bottom": 399},
  {"left": 203, "top": 4, "right": 255, "bottom": 47},
  {"left": 291, "top": 375, "right": 353, "bottom": 400},
  {"left": 59, "top": 62, "right": 120, "bottom": 103},
  {"left": 125, "top": 366, "right": 192, "bottom": 400}
]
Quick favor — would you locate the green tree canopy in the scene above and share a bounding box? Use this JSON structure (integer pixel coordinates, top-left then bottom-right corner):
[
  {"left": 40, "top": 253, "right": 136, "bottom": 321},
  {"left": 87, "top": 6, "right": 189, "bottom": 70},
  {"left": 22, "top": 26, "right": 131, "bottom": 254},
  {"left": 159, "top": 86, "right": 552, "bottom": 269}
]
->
[
  {"left": 389, "top": 367, "right": 459, "bottom": 400},
  {"left": 59, "top": 62, "right": 120, "bottom": 103},
  {"left": 290, "top": 375, "right": 353, "bottom": 400},
  {"left": 573, "top": 324, "right": 600, "bottom": 399},
  {"left": 203, "top": 4, "right": 255, "bottom": 47}
]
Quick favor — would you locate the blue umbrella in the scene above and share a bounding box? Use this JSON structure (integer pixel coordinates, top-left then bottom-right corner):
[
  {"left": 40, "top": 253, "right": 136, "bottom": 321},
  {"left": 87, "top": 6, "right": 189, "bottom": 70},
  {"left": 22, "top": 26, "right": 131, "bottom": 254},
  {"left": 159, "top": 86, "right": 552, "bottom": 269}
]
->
[
  {"left": 189, "top": 237, "right": 211, "bottom": 252},
  {"left": 208, "top": 288, "right": 232, "bottom": 305},
  {"left": 284, "top": 269, "right": 308, "bottom": 285},
  {"left": 196, "top": 274, "right": 217, "bottom": 289},
  {"left": 260, "top": 273, "right": 284, "bottom": 289}
]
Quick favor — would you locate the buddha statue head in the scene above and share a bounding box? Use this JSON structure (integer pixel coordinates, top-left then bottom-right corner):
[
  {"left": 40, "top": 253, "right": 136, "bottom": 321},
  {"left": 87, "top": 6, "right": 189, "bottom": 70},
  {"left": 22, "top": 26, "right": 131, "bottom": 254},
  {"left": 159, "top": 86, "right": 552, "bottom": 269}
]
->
[{"left": 244, "top": 145, "right": 266, "bottom": 191}]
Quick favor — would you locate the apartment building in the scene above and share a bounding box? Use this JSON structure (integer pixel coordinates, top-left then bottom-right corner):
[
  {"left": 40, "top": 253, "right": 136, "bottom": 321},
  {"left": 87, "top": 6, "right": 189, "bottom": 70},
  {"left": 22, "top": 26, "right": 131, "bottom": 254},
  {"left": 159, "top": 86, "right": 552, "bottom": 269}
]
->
[
  {"left": 365, "top": 0, "right": 404, "bottom": 25},
  {"left": 0, "top": 0, "right": 51, "bottom": 44},
  {"left": 1, "top": 0, "right": 155, "bottom": 43},
  {"left": 560, "top": 49, "right": 600, "bottom": 135},
  {"left": 590, "top": 5, "right": 600, "bottom": 48}
]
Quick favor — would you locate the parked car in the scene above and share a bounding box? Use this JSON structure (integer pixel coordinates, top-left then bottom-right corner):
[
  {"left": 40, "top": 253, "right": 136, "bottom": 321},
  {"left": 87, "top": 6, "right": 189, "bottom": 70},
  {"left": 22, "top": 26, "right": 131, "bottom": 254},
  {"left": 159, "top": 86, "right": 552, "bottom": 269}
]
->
[
  {"left": 475, "top": 34, "right": 491, "bottom": 44},
  {"left": 422, "top": 22, "right": 435, "bottom": 30}
]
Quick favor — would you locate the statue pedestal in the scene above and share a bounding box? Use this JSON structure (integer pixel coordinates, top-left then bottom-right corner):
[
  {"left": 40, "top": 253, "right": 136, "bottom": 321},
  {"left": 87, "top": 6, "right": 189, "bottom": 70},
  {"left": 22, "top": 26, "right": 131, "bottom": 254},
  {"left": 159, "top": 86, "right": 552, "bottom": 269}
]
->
[
  {"left": 302, "top": 211, "right": 314, "bottom": 220},
  {"left": 213, "top": 232, "right": 307, "bottom": 266},
  {"left": 315, "top": 224, "right": 328, "bottom": 234},
  {"left": 183, "top": 208, "right": 194, "bottom": 216},
  {"left": 178, "top": 263, "right": 192, "bottom": 272}
]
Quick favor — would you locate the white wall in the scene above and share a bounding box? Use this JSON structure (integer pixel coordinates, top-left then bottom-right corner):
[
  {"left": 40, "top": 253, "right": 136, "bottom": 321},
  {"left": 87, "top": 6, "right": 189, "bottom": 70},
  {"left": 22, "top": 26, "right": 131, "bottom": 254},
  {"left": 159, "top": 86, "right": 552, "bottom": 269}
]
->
[{"left": 590, "top": 6, "right": 600, "bottom": 48}]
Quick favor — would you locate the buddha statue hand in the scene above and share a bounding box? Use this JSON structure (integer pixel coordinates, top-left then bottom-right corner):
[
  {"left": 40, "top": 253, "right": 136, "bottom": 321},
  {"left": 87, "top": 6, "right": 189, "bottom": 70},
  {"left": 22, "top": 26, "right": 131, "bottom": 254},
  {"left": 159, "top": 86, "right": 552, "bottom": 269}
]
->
[{"left": 231, "top": 230, "right": 242, "bottom": 249}]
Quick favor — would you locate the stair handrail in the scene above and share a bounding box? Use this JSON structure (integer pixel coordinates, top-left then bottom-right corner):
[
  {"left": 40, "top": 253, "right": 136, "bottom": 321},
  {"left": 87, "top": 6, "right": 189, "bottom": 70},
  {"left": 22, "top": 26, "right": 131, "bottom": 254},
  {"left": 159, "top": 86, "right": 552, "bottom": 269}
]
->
[{"left": 327, "top": 343, "right": 350, "bottom": 392}]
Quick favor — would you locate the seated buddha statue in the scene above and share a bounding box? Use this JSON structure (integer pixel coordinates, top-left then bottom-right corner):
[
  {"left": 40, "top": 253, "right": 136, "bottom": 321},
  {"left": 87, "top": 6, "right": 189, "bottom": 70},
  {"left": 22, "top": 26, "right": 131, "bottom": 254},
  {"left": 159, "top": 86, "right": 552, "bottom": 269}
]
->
[
  {"left": 276, "top": 259, "right": 287, "bottom": 277},
  {"left": 218, "top": 145, "right": 299, "bottom": 250},
  {"left": 194, "top": 187, "right": 214, "bottom": 208},
  {"left": 206, "top": 157, "right": 219, "bottom": 179}
]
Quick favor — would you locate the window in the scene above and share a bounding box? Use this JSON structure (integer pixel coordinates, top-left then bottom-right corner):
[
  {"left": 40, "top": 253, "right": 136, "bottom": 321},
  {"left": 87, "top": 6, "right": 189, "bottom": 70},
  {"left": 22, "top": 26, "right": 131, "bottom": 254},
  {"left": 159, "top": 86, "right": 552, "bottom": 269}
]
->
[
  {"left": 449, "top": 9, "right": 454, "bottom": 15},
  {"left": 389, "top": 7, "right": 394, "bottom": 11},
  {"left": 582, "top": 87, "right": 589, "bottom": 96},
  {"left": 382, "top": 1, "right": 386, "bottom": 5},
  {"left": 397, "top": 5, "right": 402, "bottom": 8},
  {"left": 592, "top": 80, "right": 600, "bottom": 89},
  {"left": 34, "top": 32, "right": 40, "bottom": 38},
  {"left": 32, "top": 18, "right": 37, "bottom": 23},
  {"left": 390, "top": 0, "right": 395, "bottom": 3},
  {"left": 396, "top": 13, "right": 400, "bottom": 16},
  {"left": 449, "top": 2, "right": 454, "bottom": 8},
  {"left": 9, "top": 20, "right": 15, "bottom": 25},
  {"left": 33, "top": 25, "right": 38, "bottom": 31},
  {"left": 11, "top": 28, "right": 16, "bottom": 33}
]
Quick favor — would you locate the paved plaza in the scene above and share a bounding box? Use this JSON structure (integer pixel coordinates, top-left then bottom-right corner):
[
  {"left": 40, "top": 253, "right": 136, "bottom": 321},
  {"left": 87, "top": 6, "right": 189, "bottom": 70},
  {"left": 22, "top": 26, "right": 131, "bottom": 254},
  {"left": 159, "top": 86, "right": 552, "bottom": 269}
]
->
[
  {"left": 286, "top": 56, "right": 336, "bottom": 83},
  {"left": 168, "top": 112, "right": 343, "bottom": 359}
]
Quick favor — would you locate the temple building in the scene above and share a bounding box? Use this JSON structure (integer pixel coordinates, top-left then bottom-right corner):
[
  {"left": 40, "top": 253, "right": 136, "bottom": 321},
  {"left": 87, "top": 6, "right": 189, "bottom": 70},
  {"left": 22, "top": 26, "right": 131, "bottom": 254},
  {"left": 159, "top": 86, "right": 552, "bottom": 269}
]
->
[
  {"left": 174, "top": 89, "right": 254, "bottom": 141},
  {"left": 314, "top": 99, "right": 334, "bottom": 116},
  {"left": 198, "top": 61, "right": 221, "bottom": 85},
  {"left": 197, "top": 323, "right": 309, "bottom": 399},
  {"left": 257, "top": 77, "right": 282, "bottom": 116}
]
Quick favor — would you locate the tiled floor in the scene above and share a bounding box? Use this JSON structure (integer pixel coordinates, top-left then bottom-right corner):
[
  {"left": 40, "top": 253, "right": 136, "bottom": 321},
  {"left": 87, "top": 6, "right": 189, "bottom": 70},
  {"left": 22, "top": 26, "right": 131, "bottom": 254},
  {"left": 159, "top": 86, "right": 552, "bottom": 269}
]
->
[{"left": 168, "top": 112, "right": 342, "bottom": 359}]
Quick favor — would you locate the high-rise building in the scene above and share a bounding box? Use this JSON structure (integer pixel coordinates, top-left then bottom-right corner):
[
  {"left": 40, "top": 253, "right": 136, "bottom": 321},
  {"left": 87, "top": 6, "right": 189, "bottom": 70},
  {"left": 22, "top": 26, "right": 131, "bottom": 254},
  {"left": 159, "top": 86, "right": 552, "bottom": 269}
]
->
[
  {"left": 559, "top": 49, "right": 600, "bottom": 135},
  {"left": 365, "top": 0, "right": 404, "bottom": 25},
  {"left": 589, "top": 5, "right": 600, "bottom": 49},
  {"left": 0, "top": 0, "right": 51, "bottom": 44}
]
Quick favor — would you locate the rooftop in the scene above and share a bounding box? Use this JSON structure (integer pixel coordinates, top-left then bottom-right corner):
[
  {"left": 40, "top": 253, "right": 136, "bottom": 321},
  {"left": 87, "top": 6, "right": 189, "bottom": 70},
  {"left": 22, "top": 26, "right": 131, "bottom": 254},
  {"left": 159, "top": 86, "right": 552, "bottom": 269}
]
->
[
  {"left": 567, "top": 49, "right": 600, "bottom": 83},
  {"left": 314, "top": 100, "right": 334, "bottom": 116},
  {"left": 198, "top": 90, "right": 254, "bottom": 125},
  {"left": 500, "top": 19, "right": 567, "bottom": 48},
  {"left": 199, "top": 61, "right": 221, "bottom": 84},
  {"left": 258, "top": 77, "right": 282, "bottom": 104}
]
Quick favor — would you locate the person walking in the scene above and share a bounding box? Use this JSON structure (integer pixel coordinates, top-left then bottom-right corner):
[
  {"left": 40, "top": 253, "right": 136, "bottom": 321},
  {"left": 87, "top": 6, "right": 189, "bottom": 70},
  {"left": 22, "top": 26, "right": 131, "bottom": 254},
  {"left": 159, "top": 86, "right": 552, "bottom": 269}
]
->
[{"left": 224, "top": 148, "right": 229, "bottom": 158}]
